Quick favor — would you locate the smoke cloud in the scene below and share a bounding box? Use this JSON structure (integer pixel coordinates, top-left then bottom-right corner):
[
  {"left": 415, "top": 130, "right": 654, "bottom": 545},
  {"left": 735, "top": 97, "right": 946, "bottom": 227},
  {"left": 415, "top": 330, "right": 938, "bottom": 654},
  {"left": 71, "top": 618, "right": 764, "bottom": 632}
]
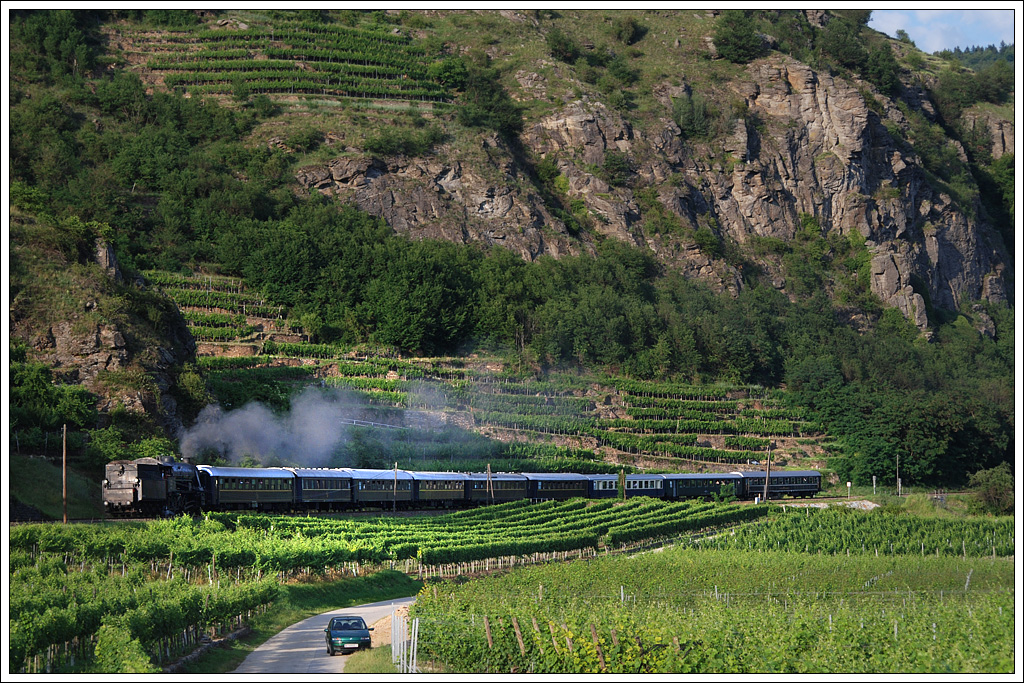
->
[{"left": 178, "top": 386, "right": 379, "bottom": 466}]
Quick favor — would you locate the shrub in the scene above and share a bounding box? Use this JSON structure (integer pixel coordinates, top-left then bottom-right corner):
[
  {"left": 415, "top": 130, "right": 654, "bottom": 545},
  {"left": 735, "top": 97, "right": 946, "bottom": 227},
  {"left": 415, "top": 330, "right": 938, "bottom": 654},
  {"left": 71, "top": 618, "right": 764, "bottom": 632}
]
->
[
  {"left": 672, "top": 92, "right": 713, "bottom": 139},
  {"left": 363, "top": 125, "right": 443, "bottom": 157},
  {"left": 713, "top": 10, "right": 769, "bottom": 64},
  {"left": 599, "top": 151, "right": 632, "bottom": 186},
  {"left": 818, "top": 16, "right": 868, "bottom": 70},
  {"left": 611, "top": 16, "right": 645, "bottom": 45},
  {"left": 546, "top": 27, "right": 581, "bottom": 63},
  {"left": 967, "top": 462, "right": 1013, "bottom": 515}
]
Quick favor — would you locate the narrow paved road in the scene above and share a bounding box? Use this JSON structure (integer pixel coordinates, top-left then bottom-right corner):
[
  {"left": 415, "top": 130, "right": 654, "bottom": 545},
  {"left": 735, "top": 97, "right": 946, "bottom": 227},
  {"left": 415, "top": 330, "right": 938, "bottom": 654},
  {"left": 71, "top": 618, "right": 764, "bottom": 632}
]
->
[{"left": 232, "top": 596, "right": 416, "bottom": 674}]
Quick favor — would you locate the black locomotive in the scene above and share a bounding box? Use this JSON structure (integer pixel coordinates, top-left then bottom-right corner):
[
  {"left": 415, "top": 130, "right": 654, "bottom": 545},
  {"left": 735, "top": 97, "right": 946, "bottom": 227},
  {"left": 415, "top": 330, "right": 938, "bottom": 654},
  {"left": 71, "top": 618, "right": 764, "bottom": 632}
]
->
[{"left": 102, "top": 457, "right": 821, "bottom": 517}]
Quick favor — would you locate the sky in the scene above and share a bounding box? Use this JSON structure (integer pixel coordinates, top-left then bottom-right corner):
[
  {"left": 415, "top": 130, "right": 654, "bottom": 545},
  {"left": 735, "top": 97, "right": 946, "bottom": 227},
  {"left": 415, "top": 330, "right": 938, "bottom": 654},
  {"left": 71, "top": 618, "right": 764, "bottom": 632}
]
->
[{"left": 868, "top": 8, "right": 1018, "bottom": 54}]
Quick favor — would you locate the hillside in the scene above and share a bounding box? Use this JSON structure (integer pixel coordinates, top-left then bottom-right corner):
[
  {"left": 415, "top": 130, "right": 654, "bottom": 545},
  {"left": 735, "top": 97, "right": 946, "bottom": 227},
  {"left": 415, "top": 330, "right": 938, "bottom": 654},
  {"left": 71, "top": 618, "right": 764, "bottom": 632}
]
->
[{"left": 6, "top": 9, "right": 1015, "bottom": 496}]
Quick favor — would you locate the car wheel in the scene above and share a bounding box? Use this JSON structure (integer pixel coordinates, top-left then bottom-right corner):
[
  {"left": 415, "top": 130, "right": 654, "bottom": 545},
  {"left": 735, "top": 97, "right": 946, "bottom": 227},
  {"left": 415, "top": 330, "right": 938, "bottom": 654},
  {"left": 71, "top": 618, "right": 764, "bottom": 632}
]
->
[{"left": 328, "top": 645, "right": 334, "bottom": 656}]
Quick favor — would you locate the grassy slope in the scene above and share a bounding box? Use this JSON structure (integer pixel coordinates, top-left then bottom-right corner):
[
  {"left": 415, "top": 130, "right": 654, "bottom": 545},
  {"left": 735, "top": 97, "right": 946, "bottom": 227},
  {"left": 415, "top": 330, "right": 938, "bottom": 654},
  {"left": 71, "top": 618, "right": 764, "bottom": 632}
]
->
[{"left": 9, "top": 454, "right": 105, "bottom": 519}]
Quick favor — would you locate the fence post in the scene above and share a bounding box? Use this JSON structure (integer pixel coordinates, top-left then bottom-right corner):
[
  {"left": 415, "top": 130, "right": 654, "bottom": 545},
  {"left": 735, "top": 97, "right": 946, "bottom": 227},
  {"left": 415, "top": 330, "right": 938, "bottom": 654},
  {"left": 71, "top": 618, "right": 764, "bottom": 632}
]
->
[
  {"left": 484, "top": 616, "right": 493, "bottom": 649},
  {"left": 512, "top": 617, "right": 526, "bottom": 655},
  {"left": 591, "top": 624, "right": 606, "bottom": 671}
]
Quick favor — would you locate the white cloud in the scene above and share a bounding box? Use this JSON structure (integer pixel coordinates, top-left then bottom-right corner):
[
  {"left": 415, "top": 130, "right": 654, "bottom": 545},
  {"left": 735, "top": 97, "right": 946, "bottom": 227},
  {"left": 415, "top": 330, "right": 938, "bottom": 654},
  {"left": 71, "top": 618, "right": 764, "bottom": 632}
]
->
[{"left": 870, "top": 9, "right": 1016, "bottom": 53}]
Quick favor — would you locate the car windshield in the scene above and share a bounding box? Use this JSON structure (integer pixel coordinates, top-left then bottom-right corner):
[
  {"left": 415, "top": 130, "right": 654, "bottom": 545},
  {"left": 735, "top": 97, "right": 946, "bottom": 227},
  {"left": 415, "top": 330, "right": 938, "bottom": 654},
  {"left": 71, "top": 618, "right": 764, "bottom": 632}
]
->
[{"left": 331, "top": 619, "right": 364, "bottom": 630}]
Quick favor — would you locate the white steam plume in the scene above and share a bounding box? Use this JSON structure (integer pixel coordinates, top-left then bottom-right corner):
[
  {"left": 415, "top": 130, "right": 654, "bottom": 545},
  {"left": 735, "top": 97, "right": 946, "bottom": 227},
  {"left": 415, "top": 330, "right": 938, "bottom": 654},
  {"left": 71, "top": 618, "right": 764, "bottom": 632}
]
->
[{"left": 178, "top": 386, "right": 374, "bottom": 466}]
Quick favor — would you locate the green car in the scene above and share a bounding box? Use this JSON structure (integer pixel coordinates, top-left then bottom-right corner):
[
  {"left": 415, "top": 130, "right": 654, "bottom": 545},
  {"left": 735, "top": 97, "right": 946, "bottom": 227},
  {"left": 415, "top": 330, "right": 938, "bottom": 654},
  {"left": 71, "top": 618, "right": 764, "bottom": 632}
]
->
[{"left": 324, "top": 616, "right": 374, "bottom": 655}]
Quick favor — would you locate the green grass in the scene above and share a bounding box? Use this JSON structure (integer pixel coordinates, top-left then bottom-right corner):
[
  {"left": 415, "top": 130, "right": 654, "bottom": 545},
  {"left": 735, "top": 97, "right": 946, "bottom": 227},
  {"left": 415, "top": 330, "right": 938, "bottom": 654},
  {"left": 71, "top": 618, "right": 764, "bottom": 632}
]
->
[
  {"left": 9, "top": 454, "right": 104, "bottom": 519},
  {"left": 342, "top": 645, "right": 401, "bottom": 673},
  {"left": 177, "top": 571, "right": 423, "bottom": 674}
]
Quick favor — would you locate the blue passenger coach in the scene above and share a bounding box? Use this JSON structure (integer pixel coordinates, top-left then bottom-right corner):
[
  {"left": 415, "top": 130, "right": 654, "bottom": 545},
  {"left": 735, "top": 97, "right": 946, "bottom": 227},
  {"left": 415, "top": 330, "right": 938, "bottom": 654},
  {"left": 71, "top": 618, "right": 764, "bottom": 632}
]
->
[
  {"left": 287, "top": 467, "right": 353, "bottom": 510},
  {"left": 411, "top": 471, "right": 469, "bottom": 508},
  {"left": 347, "top": 468, "right": 414, "bottom": 508},
  {"left": 662, "top": 473, "right": 742, "bottom": 500},
  {"left": 733, "top": 470, "right": 822, "bottom": 499},
  {"left": 523, "top": 472, "right": 589, "bottom": 501},
  {"left": 196, "top": 465, "right": 294, "bottom": 511},
  {"left": 467, "top": 472, "right": 528, "bottom": 503},
  {"left": 586, "top": 474, "right": 667, "bottom": 499}
]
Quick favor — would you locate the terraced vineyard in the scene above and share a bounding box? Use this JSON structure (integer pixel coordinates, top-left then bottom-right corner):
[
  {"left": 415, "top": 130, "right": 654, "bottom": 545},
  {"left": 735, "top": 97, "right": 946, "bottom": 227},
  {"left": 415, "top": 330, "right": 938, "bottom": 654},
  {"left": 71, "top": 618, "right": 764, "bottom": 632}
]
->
[
  {"left": 150, "top": 267, "right": 826, "bottom": 471},
  {"left": 124, "top": 19, "right": 451, "bottom": 105}
]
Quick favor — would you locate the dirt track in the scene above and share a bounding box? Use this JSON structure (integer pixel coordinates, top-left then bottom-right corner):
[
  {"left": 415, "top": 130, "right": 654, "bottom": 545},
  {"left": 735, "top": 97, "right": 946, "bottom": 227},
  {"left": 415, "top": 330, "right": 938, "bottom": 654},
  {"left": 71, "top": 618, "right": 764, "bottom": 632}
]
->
[{"left": 368, "top": 603, "right": 411, "bottom": 647}]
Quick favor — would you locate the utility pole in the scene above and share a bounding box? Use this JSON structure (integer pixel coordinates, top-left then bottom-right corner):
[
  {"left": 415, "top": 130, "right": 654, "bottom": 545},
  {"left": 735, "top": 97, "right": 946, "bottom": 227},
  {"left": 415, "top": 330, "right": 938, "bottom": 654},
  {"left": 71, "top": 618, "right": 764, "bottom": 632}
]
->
[
  {"left": 486, "top": 463, "right": 494, "bottom": 503},
  {"left": 62, "top": 424, "right": 68, "bottom": 524},
  {"left": 762, "top": 441, "right": 772, "bottom": 503},
  {"left": 393, "top": 462, "right": 398, "bottom": 513}
]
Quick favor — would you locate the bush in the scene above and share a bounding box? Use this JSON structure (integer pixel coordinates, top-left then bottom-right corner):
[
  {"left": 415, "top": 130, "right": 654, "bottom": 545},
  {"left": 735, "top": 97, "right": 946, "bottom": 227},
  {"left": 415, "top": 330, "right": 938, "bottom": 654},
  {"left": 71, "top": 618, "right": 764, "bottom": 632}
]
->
[
  {"left": 546, "top": 27, "right": 581, "bottom": 63},
  {"left": 818, "top": 16, "right": 867, "bottom": 70},
  {"left": 713, "top": 10, "right": 768, "bottom": 64},
  {"left": 967, "top": 462, "right": 1013, "bottom": 515},
  {"left": 672, "top": 93, "right": 713, "bottom": 139},
  {"left": 428, "top": 56, "right": 468, "bottom": 89},
  {"left": 363, "top": 125, "right": 443, "bottom": 157},
  {"left": 611, "top": 16, "right": 645, "bottom": 45},
  {"left": 599, "top": 151, "right": 632, "bottom": 186},
  {"left": 457, "top": 62, "right": 523, "bottom": 140}
]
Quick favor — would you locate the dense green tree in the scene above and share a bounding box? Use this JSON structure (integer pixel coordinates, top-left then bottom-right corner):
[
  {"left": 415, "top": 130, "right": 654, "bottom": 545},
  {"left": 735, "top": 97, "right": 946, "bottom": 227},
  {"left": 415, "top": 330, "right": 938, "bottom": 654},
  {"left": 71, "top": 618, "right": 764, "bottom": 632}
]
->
[
  {"left": 428, "top": 55, "right": 469, "bottom": 89},
  {"left": 967, "top": 462, "right": 1013, "bottom": 514},
  {"left": 865, "top": 42, "right": 900, "bottom": 96},
  {"left": 365, "top": 240, "right": 480, "bottom": 355},
  {"left": 10, "top": 9, "right": 95, "bottom": 82},
  {"left": 713, "top": 10, "right": 768, "bottom": 64},
  {"left": 818, "top": 16, "right": 868, "bottom": 70}
]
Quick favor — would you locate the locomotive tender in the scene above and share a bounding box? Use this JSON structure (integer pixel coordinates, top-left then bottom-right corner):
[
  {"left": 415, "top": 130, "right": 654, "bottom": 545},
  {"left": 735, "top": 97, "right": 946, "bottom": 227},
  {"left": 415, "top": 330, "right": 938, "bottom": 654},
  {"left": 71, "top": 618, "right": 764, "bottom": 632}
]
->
[{"left": 103, "top": 456, "right": 821, "bottom": 517}]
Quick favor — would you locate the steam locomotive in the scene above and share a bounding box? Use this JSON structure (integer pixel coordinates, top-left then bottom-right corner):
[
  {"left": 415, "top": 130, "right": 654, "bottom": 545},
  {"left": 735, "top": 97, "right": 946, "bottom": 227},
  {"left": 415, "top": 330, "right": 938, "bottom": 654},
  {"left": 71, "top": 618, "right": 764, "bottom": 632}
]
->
[{"left": 102, "top": 456, "right": 821, "bottom": 517}]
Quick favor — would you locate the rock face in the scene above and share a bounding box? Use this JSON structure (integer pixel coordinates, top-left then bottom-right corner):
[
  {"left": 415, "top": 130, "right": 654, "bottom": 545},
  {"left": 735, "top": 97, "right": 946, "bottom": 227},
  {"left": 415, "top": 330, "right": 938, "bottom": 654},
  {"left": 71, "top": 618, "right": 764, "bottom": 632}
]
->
[
  {"left": 963, "top": 109, "right": 1015, "bottom": 160},
  {"left": 298, "top": 140, "right": 585, "bottom": 262},
  {"left": 295, "top": 55, "right": 1011, "bottom": 331},
  {"left": 14, "top": 237, "right": 197, "bottom": 434}
]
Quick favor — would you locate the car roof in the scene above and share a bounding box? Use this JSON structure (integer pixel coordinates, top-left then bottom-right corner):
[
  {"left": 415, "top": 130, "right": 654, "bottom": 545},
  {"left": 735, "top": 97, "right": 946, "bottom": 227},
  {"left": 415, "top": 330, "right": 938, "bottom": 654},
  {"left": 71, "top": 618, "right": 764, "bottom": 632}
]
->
[
  {"left": 730, "top": 470, "right": 822, "bottom": 478},
  {"left": 196, "top": 465, "right": 294, "bottom": 478},
  {"left": 285, "top": 468, "right": 353, "bottom": 478},
  {"left": 660, "top": 473, "right": 742, "bottom": 480},
  {"left": 465, "top": 472, "right": 528, "bottom": 481},
  {"left": 343, "top": 468, "right": 415, "bottom": 480},
  {"left": 409, "top": 471, "right": 469, "bottom": 480},
  {"left": 521, "top": 472, "right": 590, "bottom": 480}
]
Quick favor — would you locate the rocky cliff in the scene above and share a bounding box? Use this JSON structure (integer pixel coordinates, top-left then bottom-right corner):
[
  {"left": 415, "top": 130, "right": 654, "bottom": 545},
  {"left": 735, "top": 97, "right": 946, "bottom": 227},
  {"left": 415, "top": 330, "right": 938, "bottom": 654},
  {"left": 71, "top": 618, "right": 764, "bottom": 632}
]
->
[
  {"left": 297, "top": 53, "right": 1012, "bottom": 331},
  {"left": 9, "top": 225, "right": 196, "bottom": 434}
]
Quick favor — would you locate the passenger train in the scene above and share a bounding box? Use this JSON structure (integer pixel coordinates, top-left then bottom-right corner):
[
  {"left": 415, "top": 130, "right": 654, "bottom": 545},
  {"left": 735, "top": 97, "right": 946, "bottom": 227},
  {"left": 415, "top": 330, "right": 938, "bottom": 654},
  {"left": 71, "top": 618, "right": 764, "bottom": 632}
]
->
[{"left": 102, "top": 456, "right": 822, "bottom": 517}]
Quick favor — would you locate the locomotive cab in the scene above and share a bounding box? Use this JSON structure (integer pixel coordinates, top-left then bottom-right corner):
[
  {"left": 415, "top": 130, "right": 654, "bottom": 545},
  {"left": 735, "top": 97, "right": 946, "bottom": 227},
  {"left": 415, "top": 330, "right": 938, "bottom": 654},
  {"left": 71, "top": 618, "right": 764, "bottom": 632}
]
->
[
  {"left": 103, "top": 458, "right": 166, "bottom": 516},
  {"left": 103, "top": 457, "right": 204, "bottom": 517}
]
